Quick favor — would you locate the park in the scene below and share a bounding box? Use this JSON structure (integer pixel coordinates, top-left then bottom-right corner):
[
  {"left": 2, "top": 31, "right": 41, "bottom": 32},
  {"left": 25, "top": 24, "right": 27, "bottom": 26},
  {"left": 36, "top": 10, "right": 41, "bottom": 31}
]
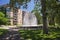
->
[{"left": 0, "top": 0, "right": 60, "bottom": 40}]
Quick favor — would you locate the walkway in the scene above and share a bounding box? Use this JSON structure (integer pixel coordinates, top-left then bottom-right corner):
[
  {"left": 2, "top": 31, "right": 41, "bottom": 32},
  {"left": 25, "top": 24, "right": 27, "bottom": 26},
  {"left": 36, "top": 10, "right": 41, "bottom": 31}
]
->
[{"left": 0, "top": 25, "right": 42, "bottom": 40}]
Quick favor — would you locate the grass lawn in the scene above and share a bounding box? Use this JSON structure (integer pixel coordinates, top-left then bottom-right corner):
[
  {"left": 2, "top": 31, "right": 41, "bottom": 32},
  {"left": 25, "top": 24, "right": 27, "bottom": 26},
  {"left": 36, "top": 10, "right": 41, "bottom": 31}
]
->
[
  {"left": 0, "top": 29, "right": 8, "bottom": 36},
  {"left": 18, "top": 27, "right": 60, "bottom": 40},
  {"left": 0, "top": 27, "right": 60, "bottom": 40}
]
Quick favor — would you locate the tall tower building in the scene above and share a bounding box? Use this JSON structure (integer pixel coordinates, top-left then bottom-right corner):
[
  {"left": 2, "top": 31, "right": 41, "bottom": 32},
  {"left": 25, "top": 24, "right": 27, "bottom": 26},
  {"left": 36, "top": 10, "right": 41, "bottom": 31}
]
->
[
  {"left": 6, "top": 8, "right": 23, "bottom": 25},
  {"left": 14, "top": 9, "right": 22, "bottom": 25}
]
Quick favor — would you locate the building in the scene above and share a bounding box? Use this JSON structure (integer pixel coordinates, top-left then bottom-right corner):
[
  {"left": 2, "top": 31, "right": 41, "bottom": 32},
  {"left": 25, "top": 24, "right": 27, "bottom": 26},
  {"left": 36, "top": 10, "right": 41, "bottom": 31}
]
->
[{"left": 6, "top": 8, "right": 23, "bottom": 25}]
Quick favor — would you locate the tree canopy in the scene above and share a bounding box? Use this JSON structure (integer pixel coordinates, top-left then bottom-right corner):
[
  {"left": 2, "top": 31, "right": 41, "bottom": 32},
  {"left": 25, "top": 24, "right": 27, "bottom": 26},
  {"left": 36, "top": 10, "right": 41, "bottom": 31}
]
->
[{"left": 0, "top": 12, "right": 8, "bottom": 25}]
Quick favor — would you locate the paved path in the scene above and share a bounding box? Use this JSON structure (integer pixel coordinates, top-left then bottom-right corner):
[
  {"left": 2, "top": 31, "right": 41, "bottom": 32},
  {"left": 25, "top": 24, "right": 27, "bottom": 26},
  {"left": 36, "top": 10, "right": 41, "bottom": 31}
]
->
[
  {"left": 0, "top": 26, "right": 42, "bottom": 40},
  {"left": 0, "top": 30, "right": 21, "bottom": 40}
]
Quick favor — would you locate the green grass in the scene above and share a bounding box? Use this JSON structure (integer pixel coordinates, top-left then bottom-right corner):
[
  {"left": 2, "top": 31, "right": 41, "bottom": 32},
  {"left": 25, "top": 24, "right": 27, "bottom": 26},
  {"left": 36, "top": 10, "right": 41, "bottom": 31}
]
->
[
  {"left": 0, "top": 27, "right": 60, "bottom": 40},
  {"left": 18, "top": 28, "right": 60, "bottom": 40},
  {"left": 0, "top": 29, "right": 8, "bottom": 36}
]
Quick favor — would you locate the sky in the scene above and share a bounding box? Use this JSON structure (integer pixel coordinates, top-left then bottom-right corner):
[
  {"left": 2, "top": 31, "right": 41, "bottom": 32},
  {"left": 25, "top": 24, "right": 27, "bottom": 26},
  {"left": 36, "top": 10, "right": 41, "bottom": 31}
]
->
[
  {"left": 0, "top": 0, "right": 35, "bottom": 12},
  {"left": 0, "top": 0, "right": 9, "bottom": 5}
]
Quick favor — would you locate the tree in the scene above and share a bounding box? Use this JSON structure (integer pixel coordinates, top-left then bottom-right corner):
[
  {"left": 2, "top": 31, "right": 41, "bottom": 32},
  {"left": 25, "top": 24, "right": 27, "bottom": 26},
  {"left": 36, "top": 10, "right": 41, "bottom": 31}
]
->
[
  {"left": 0, "top": 12, "right": 8, "bottom": 25},
  {"left": 34, "top": 0, "right": 60, "bottom": 34},
  {"left": 46, "top": 0, "right": 57, "bottom": 26},
  {"left": 9, "top": 0, "right": 31, "bottom": 12},
  {"left": 32, "top": 0, "right": 42, "bottom": 24},
  {"left": 0, "top": 6, "right": 6, "bottom": 17},
  {"left": 33, "top": 0, "right": 48, "bottom": 34},
  {"left": 46, "top": 0, "right": 60, "bottom": 26},
  {"left": 41, "top": 0, "right": 48, "bottom": 34}
]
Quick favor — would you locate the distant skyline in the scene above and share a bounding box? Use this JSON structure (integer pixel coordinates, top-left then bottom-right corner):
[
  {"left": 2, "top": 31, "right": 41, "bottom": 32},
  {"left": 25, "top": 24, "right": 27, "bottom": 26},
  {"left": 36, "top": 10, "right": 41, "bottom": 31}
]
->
[{"left": 0, "top": 0, "right": 35, "bottom": 12}]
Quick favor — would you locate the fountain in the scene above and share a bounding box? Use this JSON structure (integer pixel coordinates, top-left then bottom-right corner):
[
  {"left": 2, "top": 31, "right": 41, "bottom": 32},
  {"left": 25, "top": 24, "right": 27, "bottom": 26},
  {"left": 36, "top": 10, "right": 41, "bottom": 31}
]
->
[
  {"left": 23, "top": 12, "right": 37, "bottom": 26},
  {"left": 18, "top": 11, "right": 41, "bottom": 28}
]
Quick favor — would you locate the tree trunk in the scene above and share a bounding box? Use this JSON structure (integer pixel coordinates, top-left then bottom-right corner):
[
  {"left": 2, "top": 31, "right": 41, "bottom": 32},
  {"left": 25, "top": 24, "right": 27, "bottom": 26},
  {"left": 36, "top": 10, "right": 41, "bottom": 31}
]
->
[
  {"left": 52, "top": 15, "right": 55, "bottom": 26},
  {"left": 41, "top": 0, "right": 48, "bottom": 34},
  {"left": 49, "top": 16, "right": 55, "bottom": 26}
]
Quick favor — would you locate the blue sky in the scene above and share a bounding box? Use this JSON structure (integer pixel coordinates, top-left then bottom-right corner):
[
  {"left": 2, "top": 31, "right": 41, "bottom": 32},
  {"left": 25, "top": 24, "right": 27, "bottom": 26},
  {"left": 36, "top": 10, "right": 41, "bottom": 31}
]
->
[
  {"left": 0, "top": 0, "right": 35, "bottom": 12},
  {"left": 0, "top": 0, "right": 10, "bottom": 5}
]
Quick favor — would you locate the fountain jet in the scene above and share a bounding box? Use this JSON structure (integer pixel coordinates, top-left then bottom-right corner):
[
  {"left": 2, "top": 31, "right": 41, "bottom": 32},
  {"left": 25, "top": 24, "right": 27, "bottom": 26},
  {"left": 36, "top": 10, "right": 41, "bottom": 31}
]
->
[{"left": 23, "top": 12, "right": 37, "bottom": 26}]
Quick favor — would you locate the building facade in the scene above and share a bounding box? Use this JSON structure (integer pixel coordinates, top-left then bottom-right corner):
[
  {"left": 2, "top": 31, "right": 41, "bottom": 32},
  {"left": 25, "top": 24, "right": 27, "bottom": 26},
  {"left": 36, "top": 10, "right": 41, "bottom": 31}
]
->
[{"left": 6, "top": 8, "right": 23, "bottom": 25}]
